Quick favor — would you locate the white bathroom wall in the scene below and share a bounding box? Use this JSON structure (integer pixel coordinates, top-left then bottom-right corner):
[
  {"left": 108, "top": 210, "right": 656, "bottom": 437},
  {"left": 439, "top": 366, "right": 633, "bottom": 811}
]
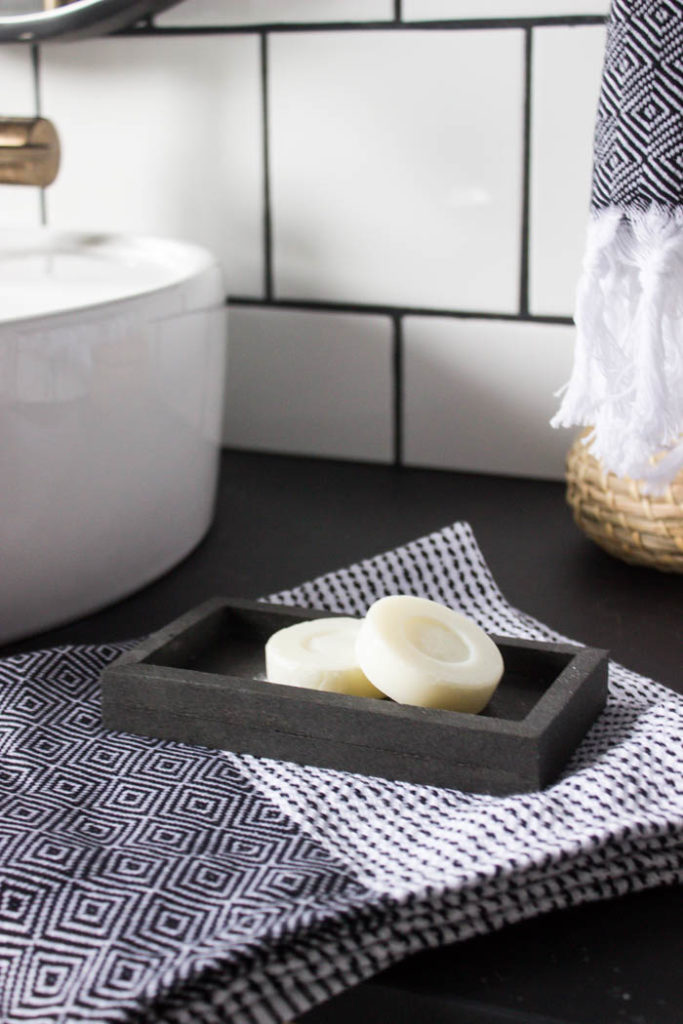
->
[{"left": 0, "top": 0, "right": 608, "bottom": 479}]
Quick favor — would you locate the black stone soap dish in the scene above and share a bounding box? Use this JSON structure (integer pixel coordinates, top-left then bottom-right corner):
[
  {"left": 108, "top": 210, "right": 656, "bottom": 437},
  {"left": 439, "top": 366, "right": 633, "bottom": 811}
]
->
[{"left": 100, "top": 598, "right": 608, "bottom": 796}]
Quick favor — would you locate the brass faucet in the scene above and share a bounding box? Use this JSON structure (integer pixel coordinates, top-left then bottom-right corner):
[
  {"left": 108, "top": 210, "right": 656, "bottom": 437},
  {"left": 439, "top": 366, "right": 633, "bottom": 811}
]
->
[{"left": 0, "top": 117, "right": 60, "bottom": 187}]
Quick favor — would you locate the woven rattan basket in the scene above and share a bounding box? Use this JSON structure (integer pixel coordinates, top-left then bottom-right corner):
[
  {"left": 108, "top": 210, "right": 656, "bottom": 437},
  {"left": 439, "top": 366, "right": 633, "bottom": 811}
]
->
[{"left": 566, "top": 434, "right": 683, "bottom": 572}]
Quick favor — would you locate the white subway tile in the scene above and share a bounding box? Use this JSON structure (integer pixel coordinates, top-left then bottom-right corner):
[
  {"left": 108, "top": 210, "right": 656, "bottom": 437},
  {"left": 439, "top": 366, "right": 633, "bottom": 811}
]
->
[
  {"left": 0, "top": 45, "right": 34, "bottom": 116},
  {"left": 41, "top": 35, "right": 263, "bottom": 297},
  {"left": 0, "top": 46, "right": 41, "bottom": 227},
  {"left": 529, "top": 25, "right": 605, "bottom": 316},
  {"left": 158, "top": 0, "right": 393, "bottom": 25},
  {"left": 223, "top": 306, "right": 394, "bottom": 461},
  {"left": 403, "top": 316, "right": 577, "bottom": 479},
  {"left": 271, "top": 30, "right": 524, "bottom": 312},
  {"left": 403, "top": 1, "right": 609, "bottom": 18}
]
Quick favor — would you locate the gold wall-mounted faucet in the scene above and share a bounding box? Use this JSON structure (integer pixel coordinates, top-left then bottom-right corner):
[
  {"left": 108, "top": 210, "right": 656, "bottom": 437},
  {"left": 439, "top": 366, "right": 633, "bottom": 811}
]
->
[{"left": 0, "top": 117, "right": 60, "bottom": 187}]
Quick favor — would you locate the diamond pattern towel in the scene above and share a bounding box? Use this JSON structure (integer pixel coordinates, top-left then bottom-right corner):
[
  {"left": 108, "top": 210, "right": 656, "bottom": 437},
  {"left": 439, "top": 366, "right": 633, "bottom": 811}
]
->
[
  {"left": 0, "top": 524, "right": 681, "bottom": 1023},
  {"left": 552, "top": 0, "right": 683, "bottom": 487}
]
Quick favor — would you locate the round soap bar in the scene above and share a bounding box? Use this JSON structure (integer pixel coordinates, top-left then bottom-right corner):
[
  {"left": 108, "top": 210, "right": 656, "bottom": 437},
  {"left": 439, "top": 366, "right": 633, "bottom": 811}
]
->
[
  {"left": 265, "top": 617, "right": 384, "bottom": 698},
  {"left": 356, "top": 595, "right": 504, "bottom": 713}
]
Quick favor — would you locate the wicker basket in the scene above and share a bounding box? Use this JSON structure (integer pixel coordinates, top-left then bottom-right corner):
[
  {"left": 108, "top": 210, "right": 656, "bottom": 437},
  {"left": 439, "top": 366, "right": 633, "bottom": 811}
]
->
[{"left": 565, "top": 433, "right": 683, "bottom": 572}]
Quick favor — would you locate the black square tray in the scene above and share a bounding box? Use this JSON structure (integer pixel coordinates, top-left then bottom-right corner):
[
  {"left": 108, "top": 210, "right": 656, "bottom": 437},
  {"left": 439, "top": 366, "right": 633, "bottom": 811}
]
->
[{"left": 100, "top": 598, "right": 608, "bottom": 795}]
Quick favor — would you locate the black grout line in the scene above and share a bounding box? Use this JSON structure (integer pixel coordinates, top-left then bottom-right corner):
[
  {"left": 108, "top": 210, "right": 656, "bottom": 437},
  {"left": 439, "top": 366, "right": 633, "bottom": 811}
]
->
[
  {"left": 30, "top": 44, "right": 41, "bottom": 115},
  {"left": 117, "top": 20, "right": 396, "bottom": 36},
  {"left": 227, "top": 296, "right": 574, "bottom": 326},
  {"left": 117, "top": 15, "right": 606, "bottom": 37},
  {"left": 394, "top": 0, "right": 402, "bottom": 23},
  {"left": 31, "top": 44, "right": 47, "bottom": 226},
  {"left": 260, "top": 32, "right": 274, "bottom": 301},
  {"left": 379, "top": 14, "right": 607, "bottom": 29},
  {"left": 519, "top": 26, "right": 533, "bottom": 317},
  {"left": 392, "top": 314, "right": 404, "bottom": 465}
]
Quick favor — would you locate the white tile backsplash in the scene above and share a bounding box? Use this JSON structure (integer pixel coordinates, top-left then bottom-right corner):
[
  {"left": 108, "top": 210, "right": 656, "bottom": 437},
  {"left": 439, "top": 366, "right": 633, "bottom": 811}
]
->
[
  {"left": 223, "top": 306, "right": 394, "bottom": 461},
  {"left": 403, "top": 316, "right": 577, "bottom": 479},
  {"left": 41, "top": 35, "right": 263, "bottom": 296},
  {"left": 158, "top": 0, "right": 393, "bottom": 25},
  {"left": 0, "top": 45, "right": 36, "bottom": 119},
  {"left": 529, "top": 24, "right": 605, "bottom": 316},
  {"left": 403, "top": 1, "right": 609, "bottom": 18},
  {"left": 24, "top": 5, "right": 607, "bottom": 476},
  {"left": 0, "top": 46, "right": 42, "bottom": 227},
  {"left": 270, "top": 29, "right": 524, "bottom": 313}
]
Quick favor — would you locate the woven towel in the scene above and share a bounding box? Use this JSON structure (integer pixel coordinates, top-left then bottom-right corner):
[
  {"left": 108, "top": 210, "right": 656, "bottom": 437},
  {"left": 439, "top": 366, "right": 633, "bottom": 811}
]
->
[
  {"left": 0, "top": 524, "right": 681, "bottom": 1024},
  {"left": 552, "top": 0, "right": 683, "bottom": 489}
]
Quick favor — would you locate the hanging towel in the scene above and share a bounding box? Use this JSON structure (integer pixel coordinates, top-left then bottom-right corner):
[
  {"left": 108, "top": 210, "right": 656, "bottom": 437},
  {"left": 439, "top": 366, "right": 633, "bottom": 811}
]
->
[
  {"left": 552, "top": 0, "right": 683, "bottom": 489},
  {"left": 0, "top": 524, "right": 681, "bottom": 1023}
]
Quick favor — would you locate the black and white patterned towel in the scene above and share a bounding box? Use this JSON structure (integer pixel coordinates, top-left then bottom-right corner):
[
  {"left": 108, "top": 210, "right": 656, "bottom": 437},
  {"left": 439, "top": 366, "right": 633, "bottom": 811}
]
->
[
  {"left": 1, "top": 524, "right": 681, "bottom": 1023},
  {"left": 552, "top": 0, "right": 683, "bottom": 487}
]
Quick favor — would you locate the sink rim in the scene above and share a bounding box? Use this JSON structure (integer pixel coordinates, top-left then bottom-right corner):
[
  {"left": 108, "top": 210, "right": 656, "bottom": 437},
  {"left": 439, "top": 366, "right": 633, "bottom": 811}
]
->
[{"left": 0, "top": 226, "right": 221, "bottom": 327}]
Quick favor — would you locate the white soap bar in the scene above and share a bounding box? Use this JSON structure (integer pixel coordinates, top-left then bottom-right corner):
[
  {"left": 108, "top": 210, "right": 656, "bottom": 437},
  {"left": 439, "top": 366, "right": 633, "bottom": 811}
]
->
[
  {"left": 265, "top": 617, "right": 384, "bottom": 698},
  {"left": 356, "top": 595, "right": 504, "bottom": 713}
]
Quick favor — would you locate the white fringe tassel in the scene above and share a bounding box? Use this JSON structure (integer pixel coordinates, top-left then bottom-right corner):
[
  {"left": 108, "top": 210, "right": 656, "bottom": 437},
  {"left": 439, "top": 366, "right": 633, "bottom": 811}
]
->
[{"left": 552, "top": 204, "right": 683, "bottom": 493}]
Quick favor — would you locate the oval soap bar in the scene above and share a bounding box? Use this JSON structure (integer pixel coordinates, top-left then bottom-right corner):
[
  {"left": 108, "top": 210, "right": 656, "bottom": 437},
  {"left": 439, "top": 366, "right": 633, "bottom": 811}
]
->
[
  {"left": 356, "top": 595, "right": 504, "bottom": 713},
  {"left": 265, "top": 617, "right": 384, "bottom": 698}
]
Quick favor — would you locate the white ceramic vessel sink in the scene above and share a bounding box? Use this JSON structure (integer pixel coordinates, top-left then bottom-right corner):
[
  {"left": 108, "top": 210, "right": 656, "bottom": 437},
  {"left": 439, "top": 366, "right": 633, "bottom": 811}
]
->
[{"left": 0, "top": 228, "right": 227, "bottom": 644}]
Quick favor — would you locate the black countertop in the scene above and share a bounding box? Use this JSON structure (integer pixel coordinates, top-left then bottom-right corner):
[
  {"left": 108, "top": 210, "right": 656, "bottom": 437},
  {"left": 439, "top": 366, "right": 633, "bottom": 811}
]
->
[{"left": 2, "top": 449, "right": 681, "bottom": 1024}]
